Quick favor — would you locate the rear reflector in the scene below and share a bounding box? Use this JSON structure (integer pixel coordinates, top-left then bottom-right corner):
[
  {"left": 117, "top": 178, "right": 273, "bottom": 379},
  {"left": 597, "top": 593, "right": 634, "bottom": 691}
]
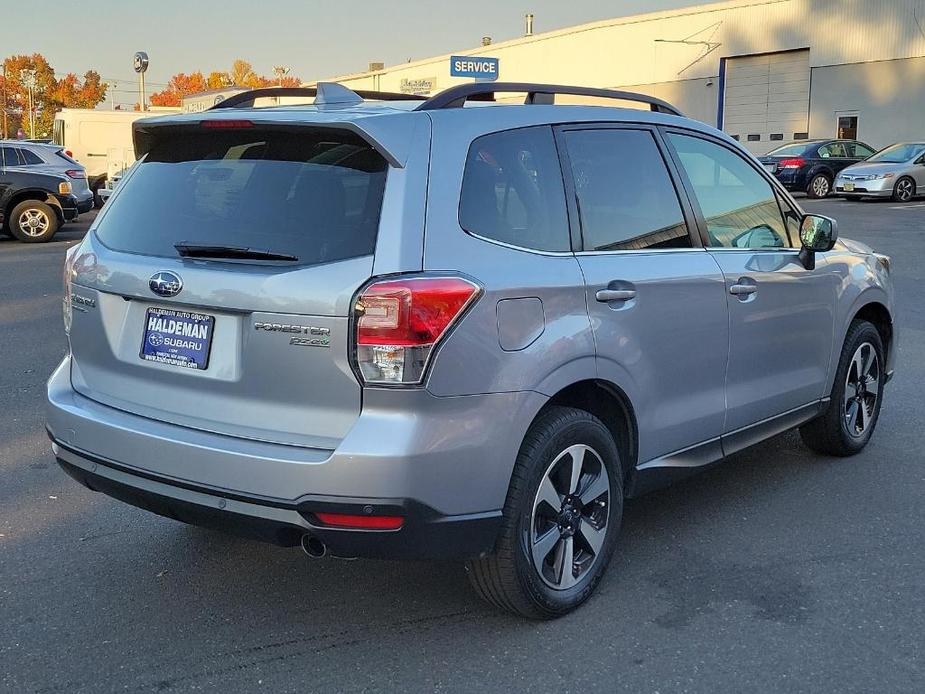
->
[
  {"left": 200, "top": 119, "right": 254, "bottom": 129},
  {"left": 314, "top": 512, "right": 404, "bottom": 530},
  {"left": 354, "top": 276, "right": 481, "bottom": 385}
]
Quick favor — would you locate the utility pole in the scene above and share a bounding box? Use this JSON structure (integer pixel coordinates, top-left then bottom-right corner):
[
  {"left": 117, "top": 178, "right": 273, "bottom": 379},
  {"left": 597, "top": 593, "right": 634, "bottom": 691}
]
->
[
  {"left": 272, "top": 65, "right": 290, "bottom": 87},
  {"left": 105, "top": 81, "right": 115, "bottom": 110}
]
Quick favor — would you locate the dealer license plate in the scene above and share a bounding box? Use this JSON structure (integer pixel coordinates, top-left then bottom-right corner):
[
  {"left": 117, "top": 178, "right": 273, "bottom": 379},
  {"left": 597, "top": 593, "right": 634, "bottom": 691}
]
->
[{"left": 140, "top": 307, "right": 215, "bottom": 370}]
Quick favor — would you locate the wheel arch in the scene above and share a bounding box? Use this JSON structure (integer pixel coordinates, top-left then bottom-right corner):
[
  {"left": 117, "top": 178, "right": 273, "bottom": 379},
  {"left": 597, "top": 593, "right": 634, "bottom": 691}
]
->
[
  {"left": 853, "top": 300, "right": 894, "bottom": 370},
  {"left": 6, "top": 190, "right": 64, "bottom": 223},
  {"left": 533, "top": 379, "right": 638, "bottom": 487}
]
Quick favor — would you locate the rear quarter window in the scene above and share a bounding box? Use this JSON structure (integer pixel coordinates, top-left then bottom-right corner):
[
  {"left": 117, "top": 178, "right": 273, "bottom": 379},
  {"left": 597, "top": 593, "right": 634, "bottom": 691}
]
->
[{"left": 94, "top": 128, "right": 388, "bottom": 265}]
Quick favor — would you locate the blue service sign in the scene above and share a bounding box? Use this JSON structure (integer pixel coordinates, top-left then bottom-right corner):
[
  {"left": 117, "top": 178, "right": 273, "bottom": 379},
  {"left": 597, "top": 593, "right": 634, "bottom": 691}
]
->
[{"left": 450, "top": 55, "right": 499, "bottom": 81}]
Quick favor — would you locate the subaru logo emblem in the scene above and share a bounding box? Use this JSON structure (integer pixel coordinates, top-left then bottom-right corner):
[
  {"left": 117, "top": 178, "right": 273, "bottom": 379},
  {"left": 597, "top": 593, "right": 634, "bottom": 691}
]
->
[{"left": 149, "top": 271, "right": 183, "bottom": 298}]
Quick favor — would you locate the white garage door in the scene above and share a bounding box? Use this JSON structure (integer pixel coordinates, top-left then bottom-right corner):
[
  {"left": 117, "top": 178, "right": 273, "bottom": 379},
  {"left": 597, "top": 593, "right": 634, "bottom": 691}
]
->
[{"left": 723, "top": 50, "right": 810, "bottom": 155}]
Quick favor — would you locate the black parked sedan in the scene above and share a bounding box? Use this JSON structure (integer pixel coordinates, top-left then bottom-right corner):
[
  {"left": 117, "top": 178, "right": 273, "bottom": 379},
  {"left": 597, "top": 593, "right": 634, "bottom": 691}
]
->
[{"left": 757, "top": 139, "right": 876, "bottom": 198}]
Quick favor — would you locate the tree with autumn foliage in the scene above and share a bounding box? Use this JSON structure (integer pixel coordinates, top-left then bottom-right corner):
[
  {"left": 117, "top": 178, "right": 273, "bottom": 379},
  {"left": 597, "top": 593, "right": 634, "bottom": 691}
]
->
[
  {"left": 1, "top": 53, "right": 107, "bottom": 138},
  {"left": 149, "top": 59, "right": 301, "bottom": 107}
]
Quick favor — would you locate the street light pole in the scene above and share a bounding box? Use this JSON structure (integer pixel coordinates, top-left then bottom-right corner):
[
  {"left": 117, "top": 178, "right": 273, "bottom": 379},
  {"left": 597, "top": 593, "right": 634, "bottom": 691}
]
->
[
  {"left": 272, "top": 65, "right": 290, "bottom": 87},
  {"left": 1, "top": 63, "right": 8, "bottom": 139},
  {"left": 21, "top": 69, "right": 37, "bottom": 139}
]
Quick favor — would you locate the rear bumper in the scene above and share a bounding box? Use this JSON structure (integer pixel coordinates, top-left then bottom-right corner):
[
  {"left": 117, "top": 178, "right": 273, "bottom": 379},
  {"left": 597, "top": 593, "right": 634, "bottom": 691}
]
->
[
  {"left": 54, "top": 444, "right": 501, "bottom": 559},
  {"left": 47, "top": 356, "right": 543, "bottom": 559}
]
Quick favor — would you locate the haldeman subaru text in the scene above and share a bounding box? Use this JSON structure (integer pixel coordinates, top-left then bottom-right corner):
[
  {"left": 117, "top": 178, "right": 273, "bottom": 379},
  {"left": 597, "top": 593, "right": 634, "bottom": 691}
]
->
[{"left": 47, "top": 83, "right": 895, "bottom": 618}]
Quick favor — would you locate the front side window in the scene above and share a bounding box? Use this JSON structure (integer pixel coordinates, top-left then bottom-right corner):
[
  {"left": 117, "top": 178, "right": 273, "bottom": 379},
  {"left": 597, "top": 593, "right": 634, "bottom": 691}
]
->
[
  {"left": 0, "top": 147, "right": 17, "bottom": 167},
  {"left": 847, "top": 142, "right": 876, "bottom": 158},
  {"left": 459, "top": 126, "right": 570, "bottom": 252},
  {"left": 563, "top": 129, "right": 691, "bottom": 251},
  {"left": 668, "top": 133, "right": 792, "bottom": 249}
]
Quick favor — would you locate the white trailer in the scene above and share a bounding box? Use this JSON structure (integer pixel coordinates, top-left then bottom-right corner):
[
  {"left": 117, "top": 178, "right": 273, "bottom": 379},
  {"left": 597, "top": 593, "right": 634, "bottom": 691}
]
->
[{"left": 53, "top": 107, "right": 179, "bottom": 202}]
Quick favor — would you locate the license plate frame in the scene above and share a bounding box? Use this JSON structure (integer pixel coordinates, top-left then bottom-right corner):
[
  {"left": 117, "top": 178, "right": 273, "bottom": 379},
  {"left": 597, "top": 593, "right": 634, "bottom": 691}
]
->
[{"left": 140, "top": 306, "right": 215, "bottom": 371}]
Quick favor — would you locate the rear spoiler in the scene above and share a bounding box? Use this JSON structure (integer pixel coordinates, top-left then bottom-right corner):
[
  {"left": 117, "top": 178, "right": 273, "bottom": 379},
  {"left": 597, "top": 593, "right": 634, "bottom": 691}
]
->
[{"left": 132, "top": 114, "right": 425, "bottom": 169}]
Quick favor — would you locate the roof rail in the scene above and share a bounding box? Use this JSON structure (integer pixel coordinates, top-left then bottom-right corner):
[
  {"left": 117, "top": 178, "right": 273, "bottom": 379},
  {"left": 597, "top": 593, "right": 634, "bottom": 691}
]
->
[
  {"left": 208, "top": 84, "right": 426, "bottom": 110},
  {"left": 414, "top": 82, "right": 683, "bottom": 116}
]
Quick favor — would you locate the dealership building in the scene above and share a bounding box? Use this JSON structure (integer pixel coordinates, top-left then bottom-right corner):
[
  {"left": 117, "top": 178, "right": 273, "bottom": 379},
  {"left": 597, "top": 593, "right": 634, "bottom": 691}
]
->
[{"left": 308, "top": 0, "right": 925, "bottom": 154}]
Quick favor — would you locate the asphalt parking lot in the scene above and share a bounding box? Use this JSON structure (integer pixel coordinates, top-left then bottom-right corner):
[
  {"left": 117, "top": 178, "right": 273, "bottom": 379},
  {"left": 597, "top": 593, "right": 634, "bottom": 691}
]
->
[{"left": 2, "top": 199, "right": 924, "bottom": 693}]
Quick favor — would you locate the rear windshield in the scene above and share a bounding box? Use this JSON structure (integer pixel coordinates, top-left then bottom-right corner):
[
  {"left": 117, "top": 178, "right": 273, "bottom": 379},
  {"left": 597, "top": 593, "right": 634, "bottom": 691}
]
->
[
  {"left": 766, "top": 142, "right": 814, "bottom": 157},
  {"left": 55, "top": 150, "right": 81, "bottom": 166},
  {"left": 94, "top": 128, "right": 388, "bottom": 265}
]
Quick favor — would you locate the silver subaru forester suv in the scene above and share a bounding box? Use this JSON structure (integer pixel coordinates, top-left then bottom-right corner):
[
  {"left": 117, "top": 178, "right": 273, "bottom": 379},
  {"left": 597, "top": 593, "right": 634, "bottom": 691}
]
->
[{"left": 48, "top": 83, "right": 896, "bottom": 618}]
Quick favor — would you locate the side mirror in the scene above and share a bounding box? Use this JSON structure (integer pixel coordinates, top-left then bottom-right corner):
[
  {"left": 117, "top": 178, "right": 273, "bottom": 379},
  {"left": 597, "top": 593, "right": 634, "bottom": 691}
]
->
[{"left": 798, "top": 214, "right": 838, "bottom": 269}]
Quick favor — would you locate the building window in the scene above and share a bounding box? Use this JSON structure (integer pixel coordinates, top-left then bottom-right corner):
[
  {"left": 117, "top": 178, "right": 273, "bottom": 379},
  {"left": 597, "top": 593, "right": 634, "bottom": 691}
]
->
[
  {"left": 770, "top": 133, "right": 784, "bottom": 141},
  {"left": 837, "top": 115, "right": 858, "bottom": 140},
  {"left": 793, "top": 132, "right": 809, "bottom": 140},
  {"left": 747, "top": 134, "right": 761, "bottom": 142}
]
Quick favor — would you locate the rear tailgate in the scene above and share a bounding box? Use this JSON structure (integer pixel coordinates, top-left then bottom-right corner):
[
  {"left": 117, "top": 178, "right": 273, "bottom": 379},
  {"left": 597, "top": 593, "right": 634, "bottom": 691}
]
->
[{"left": 67, "top": 121, "right": 408, "bottom": 449}]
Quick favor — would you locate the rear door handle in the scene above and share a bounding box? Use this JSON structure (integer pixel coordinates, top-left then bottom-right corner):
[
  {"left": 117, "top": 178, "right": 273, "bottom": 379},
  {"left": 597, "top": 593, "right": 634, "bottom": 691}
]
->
[
  {"left": 596, "top": 289, "right": 637, "bottom": 302},
  {"left": 729, "top": 284, "right": 758, "bottom": 296}
]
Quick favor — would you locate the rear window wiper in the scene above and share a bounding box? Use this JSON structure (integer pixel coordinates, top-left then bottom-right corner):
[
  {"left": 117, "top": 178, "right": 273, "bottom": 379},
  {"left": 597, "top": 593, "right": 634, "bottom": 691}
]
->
[{"left": 174, "top": 243, "right": 299, "bottom": 262}]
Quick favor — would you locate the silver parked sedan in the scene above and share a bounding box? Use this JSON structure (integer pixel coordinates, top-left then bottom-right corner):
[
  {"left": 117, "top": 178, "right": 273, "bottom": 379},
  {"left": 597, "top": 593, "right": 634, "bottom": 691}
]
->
[{"left": 835, "top": 142, "right": 925, "bottom": 201}]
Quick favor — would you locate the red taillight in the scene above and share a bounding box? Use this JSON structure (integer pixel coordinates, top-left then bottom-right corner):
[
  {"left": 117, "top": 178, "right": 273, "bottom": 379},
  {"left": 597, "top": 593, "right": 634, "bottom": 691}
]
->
[
  {"left": 65, "top": 169, "right": 84, "bottom": 179},
  {"left": 200, "top": 119, "right": 254, "bottom": 129},
  {"left": 779, "top": 158, "right": 806, "bottom": 169},
  {"left": 354, "top": 276, "right": 480, "bottom": 385},
  {"left": 64, "top": 150, "right": 73, "bottom": 158},
  {"left": 314, "top": 512, "right": 404, "bottom": 530}
]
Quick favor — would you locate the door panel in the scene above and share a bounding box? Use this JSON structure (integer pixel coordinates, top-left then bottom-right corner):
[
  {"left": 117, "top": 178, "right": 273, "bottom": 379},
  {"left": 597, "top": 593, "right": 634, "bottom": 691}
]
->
[
  {"left": 710, "top": 250, "right": 837, "bottom": 431},
  {"left": 558, "top": 126, "right": 729, "bottom": 463},
  {"left": 579, "top": 252, "right": 730, "bottom": 461},
  {"left": 665, "top": 129, "right": 838, "bottom": 434}
]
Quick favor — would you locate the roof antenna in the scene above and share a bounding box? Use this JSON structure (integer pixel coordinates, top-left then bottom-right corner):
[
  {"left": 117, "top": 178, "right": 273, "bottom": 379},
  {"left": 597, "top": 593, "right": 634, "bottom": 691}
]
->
[{"left": 314, "top": 82, "right": 364, "bottom": 109}]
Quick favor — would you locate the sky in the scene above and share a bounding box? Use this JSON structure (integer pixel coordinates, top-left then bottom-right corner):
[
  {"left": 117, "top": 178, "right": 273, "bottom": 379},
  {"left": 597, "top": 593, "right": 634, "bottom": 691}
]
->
[{"left": 5, "top": 0, "right": 706, "bottom": 107}]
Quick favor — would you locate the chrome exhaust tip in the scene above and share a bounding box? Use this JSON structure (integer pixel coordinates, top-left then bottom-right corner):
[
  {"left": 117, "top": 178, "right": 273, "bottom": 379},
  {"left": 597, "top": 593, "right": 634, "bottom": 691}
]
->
[{"left": 300, "top": 534, "right": 327, "bottom": 558}]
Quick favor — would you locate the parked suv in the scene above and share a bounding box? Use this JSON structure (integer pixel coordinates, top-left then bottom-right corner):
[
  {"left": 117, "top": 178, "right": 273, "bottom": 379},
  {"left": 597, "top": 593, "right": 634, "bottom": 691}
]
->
[
  {"left": 757, "top": 139, "right": 876, "bottom": 198},
  {"left": 47, "top": 84, "right": 896, "bottom": 618},
  {"left": 1, "top": 142, "right": 93, "bottom": 242}
]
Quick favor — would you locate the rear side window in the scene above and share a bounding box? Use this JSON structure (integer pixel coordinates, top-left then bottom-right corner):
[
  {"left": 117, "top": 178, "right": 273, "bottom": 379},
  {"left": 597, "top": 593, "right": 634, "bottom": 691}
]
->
[
  {"left": 563, "top": 128, "right": 691, "bottom": 251},
  {"left": 19, "top": 148, "right": 44, "bottom": 165},
  {"left": 459, "top": 126, "right": 570, "bottom": 252},
  {"left": 95, "top": 128, "right": 388, "bottom": 265}
]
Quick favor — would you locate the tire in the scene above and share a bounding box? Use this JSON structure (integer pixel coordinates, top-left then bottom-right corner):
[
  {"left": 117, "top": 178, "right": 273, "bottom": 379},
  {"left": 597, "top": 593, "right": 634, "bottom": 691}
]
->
[
  {"left": 91, "top": 181, "right": 105, "bottom": 209},
  {"left": 800, "top": 320, "right": 885, "bottom": 456},
  {"left": 891, "top": 176, "right": 915, "bottom": 203},
  {"left": 806, "top": 173, "right": 832, "bottom": 199},
  {"left": 8, "top": 200, "right": 60, "bottom": 243},
  {"left": 466, "top": 406, "right": 624, "bottom": 619}
]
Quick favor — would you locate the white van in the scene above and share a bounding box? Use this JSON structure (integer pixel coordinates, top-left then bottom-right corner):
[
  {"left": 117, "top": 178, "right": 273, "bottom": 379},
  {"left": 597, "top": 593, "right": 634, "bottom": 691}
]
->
[{"left": 53, "top": 107, "right": 179, "bottom": 203}]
